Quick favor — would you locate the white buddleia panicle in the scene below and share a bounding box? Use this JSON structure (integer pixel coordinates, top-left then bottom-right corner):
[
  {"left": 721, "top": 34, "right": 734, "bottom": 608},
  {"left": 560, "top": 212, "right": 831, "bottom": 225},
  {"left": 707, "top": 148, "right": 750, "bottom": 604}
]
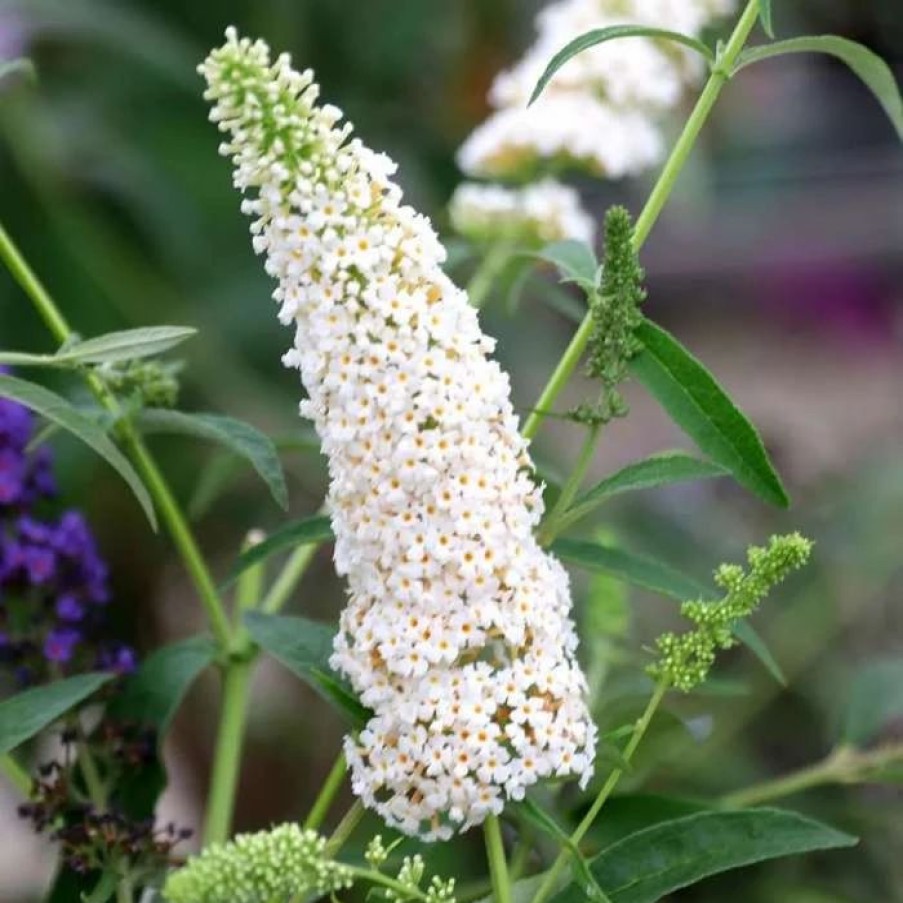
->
[
  {"left": 200, "top": 29, "right": 596, "bottom": 841},
  {"left": 450, "top": 179, "right": 596, "bottom": 246},
  {"left": 458, "top": 0, "right": 736, "bottom": 180}
]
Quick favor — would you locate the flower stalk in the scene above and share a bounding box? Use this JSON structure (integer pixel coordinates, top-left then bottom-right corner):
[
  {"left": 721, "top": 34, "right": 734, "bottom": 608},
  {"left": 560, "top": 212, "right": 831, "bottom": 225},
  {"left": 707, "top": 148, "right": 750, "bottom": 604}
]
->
[
  {"left": 521, "top": 0, "right": 763, "bottom": 444},
  {"left": 722, "top": 742, "right": 903, "bottom": 809}
]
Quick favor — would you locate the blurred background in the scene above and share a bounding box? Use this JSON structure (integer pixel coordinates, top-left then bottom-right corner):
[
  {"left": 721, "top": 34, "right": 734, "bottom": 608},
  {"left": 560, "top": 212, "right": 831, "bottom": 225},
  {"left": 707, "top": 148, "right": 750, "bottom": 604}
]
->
[{"left": 0, "top": 0, "right": 901, "bottom": 900}]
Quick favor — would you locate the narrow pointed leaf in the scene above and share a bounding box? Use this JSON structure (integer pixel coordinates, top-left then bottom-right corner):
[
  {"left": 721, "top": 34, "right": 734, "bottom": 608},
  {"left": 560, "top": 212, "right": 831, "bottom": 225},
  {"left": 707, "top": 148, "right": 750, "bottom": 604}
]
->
[
  {"left": 550, "top": 808, "right": 857, "bottom": 903},
  {"left": 245, "top": 612, "right": 370, "bottom": 726},
  {"left": 840, "top": 657, "right": 903, "bottom": 746},
  {"left": 561, "top": 452, "right": 727, "bottom": 528},
  {"left": 630, "top": 321, "right": 789, "bottom": 508},
  {"left": 758, "top": 1, "right": 774, "bottom": 37},
  {"left": 56, "top": 326, "right": 197, "bottom": 365},
  {"left": 139, "top": 409, "right": 288, "bottom": 510},
  {"left": 531, "top": 26, "right": 714, "bottom": 104},
  {"left": 225, "top": 514, "right": 334, "bottom": 587},
  {"left": 0, "top": 673, "right": 112, "bottom": 755},
  {"left": 553, "top": 538, "right": 710, "bottom": 601},
  {"left": 0, "top": 374, "right": 156, "bottom": 527},
  {"left": 108, "top": 635, "right": 216, "bottom": 733},
  {"left": 533, "top": 240, "right": 599, "bottom": 287},
  {"left": 736, "top": 37, "right": 903, "bottom": 141},
  {"left": 732, "top": 622, "right": 787, "bottom": 686}
]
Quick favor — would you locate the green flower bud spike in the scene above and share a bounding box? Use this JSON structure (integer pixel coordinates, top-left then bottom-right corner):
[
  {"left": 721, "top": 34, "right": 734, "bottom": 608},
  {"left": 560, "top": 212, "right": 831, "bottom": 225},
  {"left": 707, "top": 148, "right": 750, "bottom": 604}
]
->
[
  {"left": 578, "top": 205, "right": 647, "bottom": 425},
  {"left": 650, "top": 533, "right": 813, "bottom": 692}
]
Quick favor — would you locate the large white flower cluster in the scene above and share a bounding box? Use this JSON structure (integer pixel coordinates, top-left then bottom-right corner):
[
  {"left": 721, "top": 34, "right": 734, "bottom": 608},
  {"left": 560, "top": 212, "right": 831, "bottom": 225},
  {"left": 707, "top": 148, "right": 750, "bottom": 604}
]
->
[
  {"left": 458, "top": 0, "right": 734, "bottom": 179},
  {"left": 201, "top": 29, "right": 596, "bottom": 841},
  {"left": 450, "top": 179, "right": 596, "bottom": 246}
]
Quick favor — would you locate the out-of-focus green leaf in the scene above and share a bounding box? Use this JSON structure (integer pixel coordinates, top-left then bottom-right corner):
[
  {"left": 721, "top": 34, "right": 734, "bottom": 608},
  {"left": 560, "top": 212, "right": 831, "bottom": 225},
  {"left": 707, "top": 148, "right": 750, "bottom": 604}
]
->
[
  {"left": 225, "top": 514, "right": 334, "bottom": 586},
  {"left": 532, "top": 240, "right": 599, "bottom": 289},
  {"left": 245, "top": 612, "right": 370, "bottom": 727},
  {"left": 553, "top": 538, "right": 710, "bottom": 601},
  {"left": 0, "top": 374, "right": 156, "bottom": 527},
  {"left": 736, "top": 37, "right": 903, "bottom": 141},
  {"left": 530, "top": 26, "right": 714, "bottom": 104},
  {"left": 108, "top": 635, "right": 216, "bottom": 733},
  {"left": 550, "top": 809, "right": 857, "bottom": 903},
  {"left": 56, "top": 326, "right": 196, "bottom": 365},
  {"left": 758, "top": 0, "right": 774, "bottom": 37},
  {"left": 139, "top": 409, "right": 288, "bottom": 511},
  {"left": 559, "top": 452, "right": 727, "bottom": 530},
  {"left": 840, "top": 657, "right": 903, "bottom": 746},
  {"left": 0, "top": 673, "right": 112, "bottom": 755},
  {"left": 630, "top": 321, "right": 789, "bottom": 508},
  {"left": 0, "top": 58, "right": 36, "bottom": 84}
]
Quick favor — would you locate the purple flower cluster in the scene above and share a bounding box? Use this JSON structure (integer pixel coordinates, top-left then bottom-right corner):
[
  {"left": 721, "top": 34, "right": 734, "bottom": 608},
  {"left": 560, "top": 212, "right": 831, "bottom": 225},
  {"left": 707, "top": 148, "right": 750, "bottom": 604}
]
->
[{"left": 0, "top": 386, "right": 135, "bottom": 685}]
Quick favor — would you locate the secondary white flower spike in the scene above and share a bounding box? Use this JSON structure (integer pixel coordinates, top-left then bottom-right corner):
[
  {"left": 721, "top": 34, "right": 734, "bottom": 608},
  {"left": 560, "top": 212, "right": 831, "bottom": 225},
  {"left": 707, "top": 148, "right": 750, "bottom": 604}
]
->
[
  {"left": 201, "top": 30, "right": 596, "bottom": 840},
  {"left": 458, "top": 0, "right": 735, "bottom": 180},
  {"left": 450, "top": 179, "right": 596, "bottom": 246}
]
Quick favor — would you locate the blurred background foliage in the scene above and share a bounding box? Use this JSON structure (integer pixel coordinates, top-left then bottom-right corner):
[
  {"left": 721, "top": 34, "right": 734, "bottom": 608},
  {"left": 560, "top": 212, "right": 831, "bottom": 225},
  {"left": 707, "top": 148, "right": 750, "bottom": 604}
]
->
[{"left": 0, "top": 0, "right": 901, "bottom": 901}]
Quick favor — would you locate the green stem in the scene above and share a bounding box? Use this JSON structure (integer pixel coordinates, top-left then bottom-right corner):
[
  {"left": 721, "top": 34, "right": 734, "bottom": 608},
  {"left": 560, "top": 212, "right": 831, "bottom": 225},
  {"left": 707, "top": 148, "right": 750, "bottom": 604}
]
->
[
  {"left": 116, "top": 876, "right": 134, "bottom": 903},
  {"left": 522, "top": 0, "right": 762, "bottom": 444},
  {"left": 0, "top": 754, "right": 32, "bottom": 796},
  {"left": 538, "top": 420, "right": 602, "bottom": 545},
  {"left": 346, "top": 866, "right": 430, "bottom": 903},
  {"left": 467, "top": 241, "right": 515, "bottom": 310},
  {"left": 303, "top": 753, "right": 348, "bottom": 832},
  {"left": 722, "top": 742, "right": 903, "bottom": 808},
  {"left": 324, "top": 800, "right": 364, "bottom": 856},
  {"left": 484, "top": 814, "right": 512, "bottom": 903},
  {"left": 261, "top": 542, "right": 319, "bottom": 614},
  {"left": 530, "top": 681, "right": 669, "bottom": 903},
  {"left": 0, "top": 219, "right": 233, "bottom": 649},
  {"left": 0, "top": 221, "right": 70, "bottom": 343},
  {"left": 236, "top": 530, "right": 266, "bottom": 618},
  {"left": 203, "top": 658, "right": 255, "bottom": 844}
]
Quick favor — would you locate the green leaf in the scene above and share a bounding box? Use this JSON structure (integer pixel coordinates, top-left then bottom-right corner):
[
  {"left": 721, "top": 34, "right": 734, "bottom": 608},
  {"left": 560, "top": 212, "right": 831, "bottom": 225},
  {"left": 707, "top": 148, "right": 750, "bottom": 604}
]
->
[
  {"left": 732, "top": 621, "right": 787, "bottom": 686},
  {"left": 533, "top": 240, "right": 599, "bottom": 288},
  {"left": 57, "top": 326, "right": 197, "bottom": 365},
  {"left": 550, "top": 808, "right": 857, "bottom": 903},
  {"left": 735, "top": 37, "right": 903, "bottom": 141},
  {"left": 758, "top": 0, "right": 774, "bottom": 38},
  {"left": 108, "top": 635, "right": 216, "bottom": 733},
  {"left": 0, "top": 374, "right": 157, "bottom": 527},
  {"left": 139, "top": 409, "right": 288, "bottom": 511},
  {"left": 225, "top": 514, "right": 334, "bottom": 587},
  {"left": 840, "top": 657, "right": 903, "bottom": 746},
  {"left": 244, "top": 612, "right": 370, "bottom": 727},
  {"left": 0, "top": 673, "right": 112, "bottom": 755},
  {"left": 553, "top": 538, "right": 710, "bottom": 601},
  {"left": 560, "top": 452, "right": 727, "bottom": 530},
  {"left": 630, "top": 321, "right": 789, "bottom": 508},
  {"left": 530, "top": 26, "right": 714, "bottom": 104},
  {"left": 586, "top": 794, "right": 711, "bottom": 851}
]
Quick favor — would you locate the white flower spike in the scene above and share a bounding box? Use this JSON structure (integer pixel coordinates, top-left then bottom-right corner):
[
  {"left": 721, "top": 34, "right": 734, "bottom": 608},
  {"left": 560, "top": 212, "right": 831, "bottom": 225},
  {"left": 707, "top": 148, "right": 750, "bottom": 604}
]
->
[{"left": 200, "top": 29, "right": 596, "bottom": 841}]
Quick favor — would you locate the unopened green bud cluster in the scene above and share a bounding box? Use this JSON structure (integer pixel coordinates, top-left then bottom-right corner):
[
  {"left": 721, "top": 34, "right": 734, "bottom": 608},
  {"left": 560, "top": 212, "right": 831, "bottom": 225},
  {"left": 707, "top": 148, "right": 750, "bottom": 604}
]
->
[
  {"left": 162, "top": 824, "right": 353, "bottom": 903},
  {"left": 98, "top": 360, "right": 181, "bottom": 409},
  {"left": 650, "top": 533, "right": 813, "bottom": 691},
  {"left": 581, "top": 205, "right": 646, "bottom": 425}
]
